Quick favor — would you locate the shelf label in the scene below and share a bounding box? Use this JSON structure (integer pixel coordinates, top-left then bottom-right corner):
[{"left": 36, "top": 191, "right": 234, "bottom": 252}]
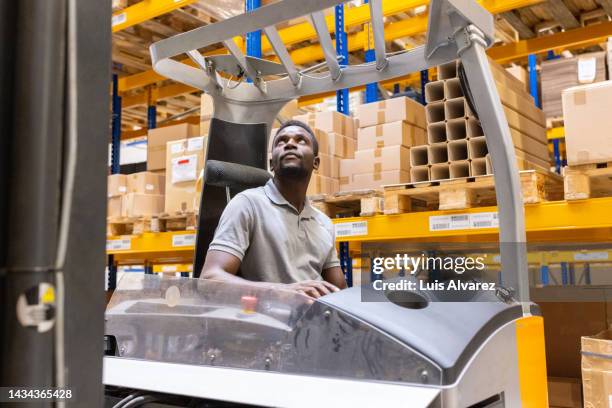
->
[
  {"left": 107, "top": 238, "right": 131, "bottom": 251},
  {"left": 335, "top": 221, "right": 368, "bottom": 238},
  {"left": 574, "top": 252, "right": 609, "bottom": 261},
  {"left": 429, "top": 212, "right": 498, "bottom": 232},
  {"left": 111, "top": 12, "right": 127, "bottom": 27},
  {"left": 172, "top": 233, "right": 196, "bottom": 247}
]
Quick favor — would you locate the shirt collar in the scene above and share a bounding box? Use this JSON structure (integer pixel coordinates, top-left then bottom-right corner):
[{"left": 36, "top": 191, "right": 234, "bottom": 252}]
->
[{"left": 264, "top": 179, "right": 315, "bottom": 219}]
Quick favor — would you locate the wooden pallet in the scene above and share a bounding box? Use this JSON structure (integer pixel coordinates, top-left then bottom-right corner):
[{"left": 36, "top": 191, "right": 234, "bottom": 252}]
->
[
  {"left": 564, "top": 162, "right": 612, "bottom": 200},
  {"left": 383, "top": 169, "right": 563, "bottom": 215},
  {"left": 158, "top": 212, "right": 198, "bottom": 231},
  {"left": 107, "top": 212, "right": 197, "bottom": 236},
  {"left": 310, "top": 189, "right": 384, "bottom": 218}
]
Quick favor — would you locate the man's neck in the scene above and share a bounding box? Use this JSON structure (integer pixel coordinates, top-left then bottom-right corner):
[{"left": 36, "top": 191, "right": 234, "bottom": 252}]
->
[{"left": 273, "top": 175, "right": 309, "bottom": 212}]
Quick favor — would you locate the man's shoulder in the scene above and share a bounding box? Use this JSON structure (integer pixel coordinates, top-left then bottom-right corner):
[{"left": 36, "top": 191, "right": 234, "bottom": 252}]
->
[{"left": 231, "top": 186, "right": 267, "bottom": 208}]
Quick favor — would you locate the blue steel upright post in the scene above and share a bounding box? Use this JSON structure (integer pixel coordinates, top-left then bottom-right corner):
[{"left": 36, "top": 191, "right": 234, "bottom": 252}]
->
[
  {"left": 109, "top": 74, "right": 123, "bottom": 290},
  {"left": 335, "top": 4, "right": 352, "bottom": 286},
  {"left": 364, "top": 0, "right": 378, "bottom": 104},
  {"left": 420, "top": 69, "right": 429, "bottom": 105},
  {"left": 246, "top": 0, "right": 262, "bottom": 84}
]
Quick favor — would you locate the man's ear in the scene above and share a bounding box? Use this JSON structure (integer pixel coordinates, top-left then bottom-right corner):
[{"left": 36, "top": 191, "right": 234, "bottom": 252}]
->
[
  {"left": 312, "top": 156, "right": 320, "bottom": 171},
  {"left": 269, "top": 157, "right": 275, "bottom": 172}
]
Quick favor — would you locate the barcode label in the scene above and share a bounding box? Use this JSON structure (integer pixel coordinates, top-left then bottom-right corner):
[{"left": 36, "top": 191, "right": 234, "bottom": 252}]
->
[
  {"left": 106, "top": 238, "right": 131, "bottom": 251},
  {"left": 335, "top": 221, "right": 368, "bottom": 237},
  {"left": 172, "top": 233, "right": 196, "bottom": 247},
  {"left": 111, "top": 12, "right": 127, "bottom": 27},
  {"left": 429, "top": 212, "right": 498, "bottom": 231},
  {"left": 574, "top": 252, "right": 609, "bottom": 261}
]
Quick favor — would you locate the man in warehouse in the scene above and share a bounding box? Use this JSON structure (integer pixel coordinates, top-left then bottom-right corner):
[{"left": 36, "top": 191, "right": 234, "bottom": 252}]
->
[{"left": 200, "top": 120, "right": 347, "bottom": 298}]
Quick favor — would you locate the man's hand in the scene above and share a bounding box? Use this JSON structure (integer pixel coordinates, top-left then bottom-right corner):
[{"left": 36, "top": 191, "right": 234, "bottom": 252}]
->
[{"left": 285, "top": 280, "right": 340, "bottom": 299}]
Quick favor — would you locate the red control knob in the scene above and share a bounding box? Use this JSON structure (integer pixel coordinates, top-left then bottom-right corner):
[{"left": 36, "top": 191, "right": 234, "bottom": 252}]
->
[{"left": 241, "top": 295, "right": 258, "bottom": 314}]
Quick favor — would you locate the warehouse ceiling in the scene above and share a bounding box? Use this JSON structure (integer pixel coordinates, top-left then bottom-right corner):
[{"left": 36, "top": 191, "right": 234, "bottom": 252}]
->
[{"left": 111, "top": 0, "right": 612, "bottom": 133}]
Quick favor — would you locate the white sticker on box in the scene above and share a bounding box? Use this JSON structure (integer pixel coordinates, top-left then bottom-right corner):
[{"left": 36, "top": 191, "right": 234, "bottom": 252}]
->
[
  {"left": 187, "top": 137, "right": 204, "bottom": 152},
  {"left": 111, "top": 12, "right": 127, "bottom": 27},
  {"left": 335, "top": 221, "right": 368, "bottom": 237},
  {"left": 106, "top": 238, "right": 131, "bottom": 251},
  {"left": 172, "top": 233, "right": 196, "bottom": 247},
  {"left": 171, "top": 155, "right": 198, "bottom": 183},
  {"left": 118, "top": 186, "right": 127, "bottom": 192},
  {"left": 170, "top": 142, "right": 185, "bottom": 155},
  {"left": 574, "top": 252, "right": 609, "bottom": 261},
  {"left": 429, "top": 212, "right": 498, "bottom": 231},
  {"left": 145, "top": 183, "right": 154, "bottom": 191},
  {"left": 578, "top": 57, "right": 597, "bottom": 83}
]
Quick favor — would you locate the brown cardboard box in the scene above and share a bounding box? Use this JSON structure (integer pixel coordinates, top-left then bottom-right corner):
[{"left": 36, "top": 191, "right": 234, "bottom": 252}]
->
[
  {"left": 582, "top": 330, "right": 612, "bottom": 408},
  {"left": 307, "top": 174, "right": 339, "bottom": 196},
  {"left": 165, "top": 136, "right": 206, "bottom": 213},
  {"left": 200, "top": 120, "right": 210, "bottom": 136},
  {"left": 505, "top": 65, "right": 529, "bottom": 93},
  {"left": 346, "top": 170, "right": 410, "bottom": 191},
  {"left": 355, "top": 97, "right": 427, "bottom": 129},
  {"left": 316, "top": 153, "right": 340, "bottom": 178},
  {"left": 107, "top": 196, "right": 122, "bottom": 218},
  {"left": 357, "top": 121, "right": 427, "bottom": 150},
  {"left": 563, "top": 81, "right": 612, "bottom": 165},
  {"left": 147, "top": 123, "right": 199, "bottom": 171},
  {"left": 200, "top": 93, "right": 213, "bottom": 121},
  {"left": 108, "top": 174, "right": 127, "bottom": 197},
  {"left": 548, "top": 377, "right": 582, "bottom": 408},
  {"left": 317, "top": 130, "right": 356, "bottom": 158},
  {"left": 293, "top": 111, "right": 350, "bottom": 135},
  {"left": 126, "top": 172, "right": 165, "bottom": 195},
  {"left": 353, "top": 145, "right": 411, "bottom": 174},
  {"left": 121, "top": 193, "right": 164, "bottom": 217}
]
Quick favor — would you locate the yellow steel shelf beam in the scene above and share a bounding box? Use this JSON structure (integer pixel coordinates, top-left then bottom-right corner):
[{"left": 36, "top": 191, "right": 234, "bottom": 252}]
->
[
  {"left": 117, "top": 0, "right": 544, "bottom": 94},
  {"left": 108, "top": 198, "right": 612, "bottom": 264},
  {"left": 112, "top": 0, "right": 197, "bottom": 33},
  {"left": 547, "top": 126, "right": 565, "bottom": 140},
  {"left": 331, "top": 197, "right": 612, "bottom": 243},
  {"left": 488, "top": 21, "right": 612, "bottom": 63}
]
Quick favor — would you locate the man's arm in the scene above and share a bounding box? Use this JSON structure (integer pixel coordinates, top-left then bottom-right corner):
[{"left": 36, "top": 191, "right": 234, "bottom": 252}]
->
[
  {"left": 202, "top": 250, "right": 340, "bottom": 298},
  {"left": 322, "top": 266, "right": 347, "bottom": 289}
]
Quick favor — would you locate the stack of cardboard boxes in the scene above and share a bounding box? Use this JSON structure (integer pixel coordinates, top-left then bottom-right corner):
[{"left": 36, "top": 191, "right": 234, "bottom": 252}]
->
[
  {"left": 147, "top": 123, "right": 200, "bottom": 172},
  {"left": 287, "top": 110, "right": 357, "bottom": 195},
  {"left": 164, "top": 135, "right": 207, "bottom": 214},
  {"left": 409, "top": 59, "right": 549, "bottom": 183},
  {"left": 339, "top": 96, "right": 427, "bottom": 190},
  {"left": 107, "top": 172, "right": 165, "bottom": 218}
]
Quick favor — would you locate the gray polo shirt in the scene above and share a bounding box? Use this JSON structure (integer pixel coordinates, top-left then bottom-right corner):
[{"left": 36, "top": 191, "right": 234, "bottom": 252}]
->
[{"left": 208, "top": 179, "right": 340, "bottom": 283}]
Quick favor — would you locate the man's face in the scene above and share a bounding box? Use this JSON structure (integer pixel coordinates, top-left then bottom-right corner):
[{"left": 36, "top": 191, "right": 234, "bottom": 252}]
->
[{"left": 270, "top": 126, "right": 319, "bottom": 179}]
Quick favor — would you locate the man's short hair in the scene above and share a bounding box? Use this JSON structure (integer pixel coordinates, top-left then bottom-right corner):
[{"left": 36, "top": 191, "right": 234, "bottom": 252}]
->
[{"left": 274, "top": 120, "right": 319, "bottom": 156}]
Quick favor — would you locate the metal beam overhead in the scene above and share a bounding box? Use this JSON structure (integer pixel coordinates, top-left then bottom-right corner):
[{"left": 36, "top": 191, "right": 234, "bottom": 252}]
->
[
  {"left": 112, "top": 0, "right": 197, "bottom": 33},
  {"left": 310, "top": 11, "right": 342, "bottom": 81},
  {"left": 595, "top": 0, "right": 612, "bottom": 18},
  {"left": 368, "top": 0, "right": 388, "bottom": 71},
  {"left": 263, "top": 26, "right": 300, "bottom": 86}
]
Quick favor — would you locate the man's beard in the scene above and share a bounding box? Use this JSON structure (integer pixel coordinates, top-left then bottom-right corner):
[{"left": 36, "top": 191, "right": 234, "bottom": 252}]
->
[{"left": 275, "top": 163, "right": 310, "bottom": 180}]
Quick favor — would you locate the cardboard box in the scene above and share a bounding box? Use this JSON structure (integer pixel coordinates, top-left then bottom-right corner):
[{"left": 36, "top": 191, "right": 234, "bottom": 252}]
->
[
  {"left": 563, "top": 81, "right": 612, "bottom": 165},
  {"left": 307, "top": 174, "right": 339, "bottom": 196},
  {"left": 548, "top": 377, "right": 582, "bottom": 408},
  {"left": 147, "top": 123, "right": 199, "bottom": 171},
  {"left": 293, "top": 111, "right": 351, "bottom": 135},
  {"left": 107, "top": 196, "right": 122, "bottom": 218},
  {"left": 200, "top": 120, "right": 210, "bottom": 136},
  {"left": 352, "top": 145, "right": 411, "bottom": 174},
  {"left": 126, "top": 172, "right": 165, "bottom": 195},
  {"left": 200, "top": 93, "right": 213, "bottom": 121},
  {"left": 165, "top": 136, "right": 206, "bottom": 213},
  {"left": 357, "top": 121, "right": 427, "bottom": 150},
  {"left": 505, "top": 65, "right": 529, "bottom": 92},
  {"left": 108, "top": 174, "right": 127, "bottom": 197},
  {"left": 342, "top": 170, "right": 410, "bottom": 191},
  {"left": 121, "top": 193, "right": 164, "bottom": 217},
  {"left": 316, "top": 153, "right": 340, "bottom": 178},
  {"left": 582, "top": 330, "right": 612, "bottom": 408},
  {"left": 317, "top": 130, "right": 356, "bottom": 158},
  {"left": 355, "top": 96, "right": 427, "bottom": 129}
]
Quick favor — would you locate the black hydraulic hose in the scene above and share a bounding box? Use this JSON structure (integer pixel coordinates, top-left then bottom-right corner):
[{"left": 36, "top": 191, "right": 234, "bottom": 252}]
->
[{"left": 457, "top": 61, "right": 480, "bottom": 121}]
